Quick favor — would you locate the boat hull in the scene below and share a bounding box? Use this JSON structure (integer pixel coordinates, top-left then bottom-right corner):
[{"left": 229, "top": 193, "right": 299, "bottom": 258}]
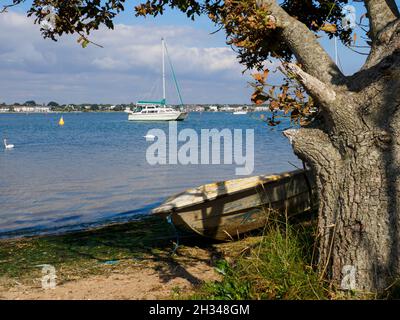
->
[
  {"left": 152, "top": 170, "right": 317, "bottom": 240},
  {"left": 128, "top": 112, "right": 187, "bottom": 121}
]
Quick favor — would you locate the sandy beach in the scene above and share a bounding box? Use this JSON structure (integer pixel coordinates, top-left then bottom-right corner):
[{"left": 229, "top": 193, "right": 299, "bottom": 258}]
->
[
  {"left": 0, "top": 216, "right": 260, "bottom": 300},
  {"left": 0, "top": 246, "right": 220, "bottom": 300}
]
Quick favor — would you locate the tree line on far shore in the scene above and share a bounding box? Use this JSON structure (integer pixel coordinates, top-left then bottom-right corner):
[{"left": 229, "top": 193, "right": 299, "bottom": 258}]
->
[{"left": 0, "top": 101, "right": 129, "bottom": 112}]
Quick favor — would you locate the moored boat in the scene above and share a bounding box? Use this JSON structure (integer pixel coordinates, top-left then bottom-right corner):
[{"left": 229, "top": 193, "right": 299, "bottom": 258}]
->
[
  {"left": 128, "top": 102, "right": 187, "bottom": 121},
  {"left": 128, "top": 38, "right": 187, "bottom": 122},
  {"left": 233, "top": 110, "right": 248, "bottom": 115},
  {"left": 152, "top": 169, "right": 317, "bottom": 240}
]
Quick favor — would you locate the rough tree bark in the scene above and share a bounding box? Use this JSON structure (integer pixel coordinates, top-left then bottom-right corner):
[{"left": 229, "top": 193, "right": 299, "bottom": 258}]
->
[{"left": 260, "top": 0, "right": 400, "bottom": 293}]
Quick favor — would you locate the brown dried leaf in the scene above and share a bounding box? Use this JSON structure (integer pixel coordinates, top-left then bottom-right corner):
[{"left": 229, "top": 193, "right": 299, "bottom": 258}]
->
[{"left": 321, "top": 23, "right": 337, "bottom": 33}]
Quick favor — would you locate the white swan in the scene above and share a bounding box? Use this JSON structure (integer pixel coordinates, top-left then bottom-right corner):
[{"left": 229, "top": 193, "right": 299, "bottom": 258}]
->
[{"left": 3, "top": 139, "right": 14, "bottom": 149}]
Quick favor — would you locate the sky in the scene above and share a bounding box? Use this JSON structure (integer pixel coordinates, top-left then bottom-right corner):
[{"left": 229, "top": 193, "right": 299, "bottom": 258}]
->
[{"left": 0, "top": 0, "right": 395, "bottom": 105}]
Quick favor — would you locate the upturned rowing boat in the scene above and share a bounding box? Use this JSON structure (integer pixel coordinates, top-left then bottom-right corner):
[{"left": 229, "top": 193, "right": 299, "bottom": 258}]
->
[{"left": 151, "top": 169, "right": 317, "bottom": 240}]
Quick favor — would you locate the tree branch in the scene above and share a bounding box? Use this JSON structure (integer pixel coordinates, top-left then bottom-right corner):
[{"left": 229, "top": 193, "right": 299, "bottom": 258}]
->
[
  {"left": 365, "top": 0, "right": 399, "bottom": 41},
  {"left": 283, "top": 128, "right": 342, "bottom": 175},
  {"left": 385, "top": 0, "right": 400, "bottom": 16},
  {"left": 363, "top": 18, "right": 400, "bottom": 69},
  {"left": 1, "top": 1, "right": 24, "bottom": 14},
  {"left": 257, "top": 0, "right": 345, "bottom": 86},
  {"left": 284, "top": 63, "right": 365, "bottom": 136},
  {"left": 285, "top": 63, "right": 337, "bottom": 107}
]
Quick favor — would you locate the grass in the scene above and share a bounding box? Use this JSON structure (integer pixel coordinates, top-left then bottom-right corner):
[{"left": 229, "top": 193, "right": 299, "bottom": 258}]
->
[{"left": 191, "top": 217, "right": 330, "bottom": 300}]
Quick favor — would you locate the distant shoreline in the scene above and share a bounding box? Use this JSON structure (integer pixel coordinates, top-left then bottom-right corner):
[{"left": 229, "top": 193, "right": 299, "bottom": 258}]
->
[
  {"left": 0, "top": 111, "right": 121, "bottom": 114},
  {"left": 0, "top": 110, "right": 268, "bottom": 114}
]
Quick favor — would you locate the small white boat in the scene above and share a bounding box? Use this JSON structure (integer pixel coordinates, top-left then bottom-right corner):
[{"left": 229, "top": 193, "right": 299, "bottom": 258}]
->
[
  {"left": 3, "top": 139, "right": 14, "bottom": 149},
  {"left": 152, "top": 169, "right": 316, "bottom": 240},
  {"left": 128, "top": 38, "right": 187, "bottom": 122},
  {"left": 233, "top": 110, "right": 248, "bottom": 115}
]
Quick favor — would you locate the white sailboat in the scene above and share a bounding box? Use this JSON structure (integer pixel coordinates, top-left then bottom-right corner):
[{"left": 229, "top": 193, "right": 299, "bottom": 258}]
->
[{"left": 128, "top": 38, "right": 188, "bottom": 121}]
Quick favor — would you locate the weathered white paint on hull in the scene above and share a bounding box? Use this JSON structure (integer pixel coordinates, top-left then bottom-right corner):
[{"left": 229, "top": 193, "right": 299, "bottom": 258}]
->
[{"left": 152, "top": 170, "right": 317, "bottom": 240}]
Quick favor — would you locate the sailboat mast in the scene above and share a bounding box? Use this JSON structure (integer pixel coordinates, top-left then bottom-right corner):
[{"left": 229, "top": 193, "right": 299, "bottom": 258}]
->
[
  {"left": 334, "top": 36, "right": 338, "bottom": 66},
  {"left": 162, "top": 38, "right": 166, "bottom": 105}
]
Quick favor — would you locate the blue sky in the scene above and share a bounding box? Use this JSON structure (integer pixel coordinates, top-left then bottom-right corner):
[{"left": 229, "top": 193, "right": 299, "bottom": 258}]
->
[{"left": 0, "top": 0, "right": 396, "bottom": 105}]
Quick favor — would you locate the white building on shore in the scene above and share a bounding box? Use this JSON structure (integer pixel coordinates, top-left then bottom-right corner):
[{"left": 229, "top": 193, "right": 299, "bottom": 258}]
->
[
  {"left": 208, "top": 105, "right": 219, "bottom": 112},
  {"left": 0, "top": 105, "right": 52, "bottom": 113},
  {"left": 8, "top": 105, "right": 52, "bottom": 113}
]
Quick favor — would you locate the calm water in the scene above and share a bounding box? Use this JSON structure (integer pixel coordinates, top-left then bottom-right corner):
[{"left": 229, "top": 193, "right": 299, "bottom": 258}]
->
[{"left": 0, "top": 112, "right": 301, "bottom": 238}]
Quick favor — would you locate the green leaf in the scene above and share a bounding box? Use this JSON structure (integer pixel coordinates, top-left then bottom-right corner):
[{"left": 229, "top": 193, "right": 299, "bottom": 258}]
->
[{"left": 82, "top": 39, "right": 89, "bottom": 48}]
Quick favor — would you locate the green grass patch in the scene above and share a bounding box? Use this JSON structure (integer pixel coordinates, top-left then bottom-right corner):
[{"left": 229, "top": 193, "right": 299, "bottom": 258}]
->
[{"left": 192, "top": 219, "right": 328, "bottom": 300}]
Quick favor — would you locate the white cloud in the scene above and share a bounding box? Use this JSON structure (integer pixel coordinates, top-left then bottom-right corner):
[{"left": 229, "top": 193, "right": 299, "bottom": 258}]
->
[{"left": 0, "top": 11, "right": 259, "bottom": 104}]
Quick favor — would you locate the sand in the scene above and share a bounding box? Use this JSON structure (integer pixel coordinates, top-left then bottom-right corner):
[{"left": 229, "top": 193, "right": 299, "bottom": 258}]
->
[{"left": 0, "top": 246, "right": 222, "bottom": 300}]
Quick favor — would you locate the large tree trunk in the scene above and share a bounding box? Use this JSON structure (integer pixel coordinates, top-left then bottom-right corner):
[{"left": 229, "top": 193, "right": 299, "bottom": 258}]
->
[
  {"left": 313, "top": 137, "right": 398, "bottom": 292},
  {"left": 258, "top": 0, "right": 400, "bottom": 293},
  {"left": 284, "top": 46, "right": 400, "bottom": 293}
]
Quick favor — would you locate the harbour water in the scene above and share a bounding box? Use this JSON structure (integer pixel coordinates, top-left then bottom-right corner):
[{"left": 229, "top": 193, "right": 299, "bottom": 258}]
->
[{"left": 0, "top": 112, "right": 301, "bottom": 238}]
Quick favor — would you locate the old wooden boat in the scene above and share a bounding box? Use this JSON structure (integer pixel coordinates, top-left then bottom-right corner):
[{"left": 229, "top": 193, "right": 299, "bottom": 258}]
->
[{"left": 151, "top": 169, "right": 317, "bottom": 241}]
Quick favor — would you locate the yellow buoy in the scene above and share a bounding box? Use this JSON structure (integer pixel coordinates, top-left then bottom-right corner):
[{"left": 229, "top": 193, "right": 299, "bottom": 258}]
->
[{"left": 59, "top": 116, "right": 64, "bottom": 126}]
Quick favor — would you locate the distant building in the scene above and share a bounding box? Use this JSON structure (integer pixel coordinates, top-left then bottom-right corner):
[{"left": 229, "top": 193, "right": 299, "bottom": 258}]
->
[
  {"left": 193, "top": 106, "right": 205, "bottom": 112},
  {"left": 13, "top": 106, "right": 35, "bottom": 112},
  {"left": 11, "top": 105, "right": 51, "bottom": 113},
  {"left": 220, "top": 106, "right": 236, "bottom": 112},
  {"left": 34, "top": 106, "right": 51, "bottom": 113},
  {"left": 254, "top": 106, "right": 270, "bottom": 112}
]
